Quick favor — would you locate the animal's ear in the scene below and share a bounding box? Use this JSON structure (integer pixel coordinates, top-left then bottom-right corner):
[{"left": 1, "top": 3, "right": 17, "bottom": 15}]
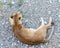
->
[
  {"left": 16, "top": 12, "right": 20, "bottom": 16},
  {"left": 17, "top": 12, "right": 20, "bottom": 14},
  {"left": 12, "top": 13, "right": 16, "bottom": 16},
  {"left": 17, "top": 12, "right": 22, "bottom": 20},
  {"left": 16, "top": 12, "right": 22, "bottom": 20}
]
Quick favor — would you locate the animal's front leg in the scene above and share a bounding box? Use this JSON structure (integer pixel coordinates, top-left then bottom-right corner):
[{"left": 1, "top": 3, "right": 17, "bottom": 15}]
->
[
  {"left": 41, "top": 17, "right": 45, "bottom": 26},
  {"left": 37, "top": 17, "right": 45, "bottom": 29}
]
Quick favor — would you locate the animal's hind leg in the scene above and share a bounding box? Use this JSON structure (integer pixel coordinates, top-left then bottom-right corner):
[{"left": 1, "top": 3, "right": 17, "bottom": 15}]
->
[
  {"left": 48, "top": 17, "right": 52, "bottom": 25},
  {"left": 46, "top": 17, "right": 52, "bottom": 29}
]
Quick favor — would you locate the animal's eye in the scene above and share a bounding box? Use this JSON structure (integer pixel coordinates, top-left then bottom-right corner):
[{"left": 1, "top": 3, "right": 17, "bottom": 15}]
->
[
  {"left": 19, "top": 17, "right": 21, "bottom": 20},
  {"left": 11, "top": 16, "right": 13, "bottom": 19}
]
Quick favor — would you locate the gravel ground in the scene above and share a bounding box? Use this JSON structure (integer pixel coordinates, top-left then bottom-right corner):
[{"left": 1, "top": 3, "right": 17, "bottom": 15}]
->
[{"left": 0, "top": 0, "right": 60, "bottom": 48}]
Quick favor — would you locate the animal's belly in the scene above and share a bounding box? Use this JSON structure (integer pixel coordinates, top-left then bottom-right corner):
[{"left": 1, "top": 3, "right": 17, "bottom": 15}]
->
[{"left": 16, "top": 34, "right": 45, "bottom": 45}]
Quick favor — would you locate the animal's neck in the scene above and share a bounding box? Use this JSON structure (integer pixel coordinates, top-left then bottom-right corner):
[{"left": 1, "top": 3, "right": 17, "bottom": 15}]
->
[
  {"left": 12, "top": 24, "right": 23, "bottom": 32},
  {"left": 11, "top": 24, "right": 26, "bottom": 42}
]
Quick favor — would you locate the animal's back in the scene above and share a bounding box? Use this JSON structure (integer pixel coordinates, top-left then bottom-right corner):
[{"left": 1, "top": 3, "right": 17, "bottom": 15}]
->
[{"left": 16, "top": 28, "right": 46, "bottom": 45}]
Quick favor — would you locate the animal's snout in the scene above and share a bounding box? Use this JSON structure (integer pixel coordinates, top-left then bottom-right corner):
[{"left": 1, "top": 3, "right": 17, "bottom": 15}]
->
[{"left": 51, "top": 22, "right": 54, "bottom": 26}]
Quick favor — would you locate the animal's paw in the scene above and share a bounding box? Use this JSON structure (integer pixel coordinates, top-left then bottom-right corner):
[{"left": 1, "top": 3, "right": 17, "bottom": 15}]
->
[
  {"left": 40, "top": 17, "right": 43, "bottom": 21},
  {"left": 51, "top": 22, "right": 54, "bottom": 26},
  {"left": 50, "top": 17, "right": 52, "bottom": 22}
]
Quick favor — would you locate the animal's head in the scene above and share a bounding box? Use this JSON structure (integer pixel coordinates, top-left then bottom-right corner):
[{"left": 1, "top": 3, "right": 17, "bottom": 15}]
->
[{"left": 9, "top": 12, "right": 22, "bottom": 26}]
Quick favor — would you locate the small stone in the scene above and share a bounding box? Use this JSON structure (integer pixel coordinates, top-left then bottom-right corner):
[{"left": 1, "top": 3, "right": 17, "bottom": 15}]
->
[
  {"left": 25, "top": 20, "right": 28, "bottom": 22},
  {"left": 26, "top": 1, "right": 28, "bottom": 3},
  {"left": 17, "top": 40, "right": 20, "bottom": 43},
  {"left": 49, "top": 0, "right": 52, "bottom": 3},
  {"left": 41, "top": 45, "right": 44, "bottom": 48},
  {"left": 6, "top": 22, "right": 9, "bottom": 24},
  {"left": 59, "top": 0, "right": 60, "bottom": 2},
  {"left": 35, "top": 7, "right": 38, "bottom": 10},
  {"left": 48, "top": 11, "right": 51, "bottom": 14},
  {"left": 58, "top": 44, "right": 60, "bottom": 48},
  {"left": 1, "top": 44, "right": 3, "bottom": 46},
  {"left": 2, "top": 22, "right": 5, "bottom": 25},
  {"left": 4, "top": 0, "right": 6, "bottom": 2},
  {"left": 56, "top": 8, "right": 59, "bottom": 10},
  {"left": 58, "top": 15, "right": 60, "bottom": 18},
  {"left": 53, "top": 47, "right": 55, "bottom": 48},
  {"left": 31, "top": 15, "right": 32, "bottom": 17},
  {"left": 29, "top": 4, "right": 31, "bottom": 6},
  {"left": 12, "top": 1, "right": 15, "bottom": 4},
  {"left": 1, "top": 47, "right": 3, "bottom": 48},
  {"left": 12, "top": 42, "right": 17, "bottom": 46}
]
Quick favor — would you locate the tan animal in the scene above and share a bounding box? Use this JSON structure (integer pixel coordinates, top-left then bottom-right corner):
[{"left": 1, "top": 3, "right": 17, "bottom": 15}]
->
[{"left": 9, "top": 12, "right": 54, "bottom": 45}]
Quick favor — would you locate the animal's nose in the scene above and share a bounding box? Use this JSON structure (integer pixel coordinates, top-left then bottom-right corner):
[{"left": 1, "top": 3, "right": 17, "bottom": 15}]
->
[{"left": 51, "top": 22, "right": 54, "bottom": 26}]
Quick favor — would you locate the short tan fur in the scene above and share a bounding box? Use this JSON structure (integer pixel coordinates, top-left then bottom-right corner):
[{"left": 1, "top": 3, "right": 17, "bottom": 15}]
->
[{"left": 9, "top": 12, "right": 54, "bottom": 45}]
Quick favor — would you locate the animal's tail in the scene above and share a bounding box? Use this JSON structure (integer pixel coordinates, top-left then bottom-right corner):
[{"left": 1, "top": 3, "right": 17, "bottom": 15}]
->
[
  {"left": 47, "top": 26, "right": 54, "bottom": 41},
  {"left": 45, "top": 22, "right": 55, "bottom": 42}
]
